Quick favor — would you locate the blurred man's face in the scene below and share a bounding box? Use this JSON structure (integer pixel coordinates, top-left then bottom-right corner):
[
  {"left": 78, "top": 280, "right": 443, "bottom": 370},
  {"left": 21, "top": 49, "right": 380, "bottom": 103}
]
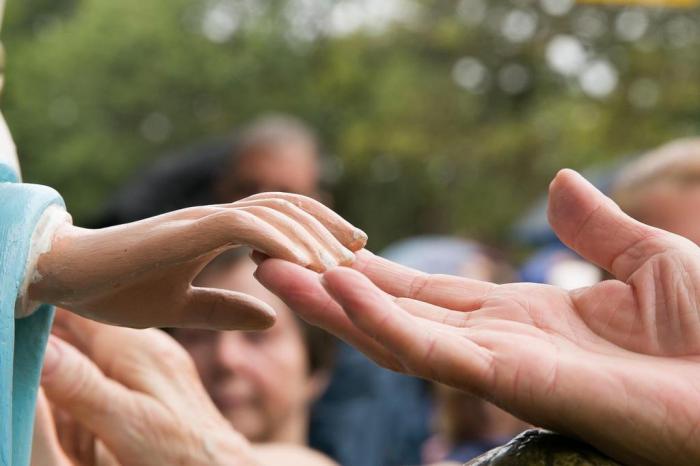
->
[
  {"left": 172, "top": 260, "right": 316, "bottom": 443},
  {"left": 640, "top": 183, "right": 700, "bottom": 245},
  {"left": 218, "top": 141, "right": 321, "bottom": 201}
]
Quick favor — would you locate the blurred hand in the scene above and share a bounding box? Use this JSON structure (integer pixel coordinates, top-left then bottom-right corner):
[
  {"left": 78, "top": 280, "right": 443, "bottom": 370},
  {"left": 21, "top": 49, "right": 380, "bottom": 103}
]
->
[
  {"left": 36, "top": 310, "right": 258, "bottom": 466},
  {"left": 31, "top": 390, "right": 72, "bottom": 466},
  {"left": 27, "top": 193, "right": 366, "bottom": 330},
  {"left": 256, "top": 170, "right": 700, "bottom": 466},
  {"left": 34, "top": 311, "right": 338, "bottom": 466},
  {"left": 32, "top": 389, "right": 120, "bottom": 466}
]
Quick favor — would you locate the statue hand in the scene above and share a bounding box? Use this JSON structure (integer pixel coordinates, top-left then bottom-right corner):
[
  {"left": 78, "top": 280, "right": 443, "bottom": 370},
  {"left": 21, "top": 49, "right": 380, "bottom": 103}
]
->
[
  {"left": 255, "top": 170, "right": 700, "bottom": 466},
  {"left": 28, "top": 193, "right": 366, "bottom": 330}
]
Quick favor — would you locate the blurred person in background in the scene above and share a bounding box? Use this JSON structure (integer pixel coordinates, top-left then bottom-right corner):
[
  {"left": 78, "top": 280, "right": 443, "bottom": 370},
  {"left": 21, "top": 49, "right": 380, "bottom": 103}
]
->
[
  {"left": 169, "top": 251, "right": 335, "bottom": 446},
  {"left": 380, "top": 236, "right": 529, "bottom": 465},
  {"left": 611, "top": 137, "right": 700, "bottom": 245},
  {"left": 516, "top": 137, "right": 700, "bottom": 292},
  {"left": 92, "top": 113, "right": 324, "bottom": 227}
]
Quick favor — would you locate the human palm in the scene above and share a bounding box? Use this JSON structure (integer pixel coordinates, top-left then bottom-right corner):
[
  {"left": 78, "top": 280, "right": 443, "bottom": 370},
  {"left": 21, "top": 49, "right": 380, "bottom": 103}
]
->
[{"left": 256, "top": 170, "right": 700, "bottom": 466}]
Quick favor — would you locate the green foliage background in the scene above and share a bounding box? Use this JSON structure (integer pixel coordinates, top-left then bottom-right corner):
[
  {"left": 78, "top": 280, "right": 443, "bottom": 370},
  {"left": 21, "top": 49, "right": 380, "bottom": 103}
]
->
[{"left": 3, "top": 0, "right": 699, "bottom": 250}]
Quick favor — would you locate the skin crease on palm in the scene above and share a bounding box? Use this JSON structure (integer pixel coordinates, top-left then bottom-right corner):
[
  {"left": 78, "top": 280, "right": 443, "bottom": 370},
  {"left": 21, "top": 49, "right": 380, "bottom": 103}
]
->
[{"left": 255, "top": 169, "right": 700, "bottom": 466}]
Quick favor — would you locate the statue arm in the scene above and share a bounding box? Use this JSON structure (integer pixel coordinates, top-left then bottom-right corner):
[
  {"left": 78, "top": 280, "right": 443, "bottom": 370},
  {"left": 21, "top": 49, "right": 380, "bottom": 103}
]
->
[{"left": 24, "top": 193, "right": 366, "bottom": 330}]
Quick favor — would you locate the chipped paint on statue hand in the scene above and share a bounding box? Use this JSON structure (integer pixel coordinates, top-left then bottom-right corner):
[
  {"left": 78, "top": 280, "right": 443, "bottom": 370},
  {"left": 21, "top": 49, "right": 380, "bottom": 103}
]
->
[{"left": 15, "top": 205, "right": 72, "bottom": 318}]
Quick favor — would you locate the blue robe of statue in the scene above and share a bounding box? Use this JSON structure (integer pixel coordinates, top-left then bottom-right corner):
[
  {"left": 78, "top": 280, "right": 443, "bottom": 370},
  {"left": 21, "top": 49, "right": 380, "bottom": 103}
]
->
[{"left": 1, "top": 161, "right": 64, "bottom": 466}]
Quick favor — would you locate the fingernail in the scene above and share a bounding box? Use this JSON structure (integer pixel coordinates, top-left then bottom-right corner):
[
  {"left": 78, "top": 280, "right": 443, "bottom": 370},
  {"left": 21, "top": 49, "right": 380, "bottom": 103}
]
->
[
  {"left": 351, "top": 229, "right": 368, "bottom": 250},
  {"left": 354, "top": 228, "right": 367, "bottom": 240},
  {"left": 42, "top": 337, "right": 61, "bottom": 376}
]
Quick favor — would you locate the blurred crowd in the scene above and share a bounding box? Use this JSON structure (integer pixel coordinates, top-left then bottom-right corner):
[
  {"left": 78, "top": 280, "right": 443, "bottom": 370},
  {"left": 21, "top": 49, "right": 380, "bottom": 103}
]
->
[{"left": 40, "top": 113, "right": 700, "bottom": 466}]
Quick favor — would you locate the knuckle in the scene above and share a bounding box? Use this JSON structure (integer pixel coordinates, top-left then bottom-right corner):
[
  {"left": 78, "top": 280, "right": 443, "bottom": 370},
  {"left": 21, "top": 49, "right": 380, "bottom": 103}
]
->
[
  {"left": 265, "top": 198, "right": 291, "bottom": 209},
  {"left": 62, "top": 359, "right": 94, "bottom": 401},
  {"left": 59, "top": 358, "right": 112, "bottom": 414},
  {"left": 249, "top": 205, "right": 278, "bottom": 217},
  {"left": 408, "top": 274, "right": 430, "bottom": 299},
  {"left": 149, "top": 338, "right": 198, "bottom": 375},
  {"left": 197, "top": 210, "right": 241, "bottom": 230}
]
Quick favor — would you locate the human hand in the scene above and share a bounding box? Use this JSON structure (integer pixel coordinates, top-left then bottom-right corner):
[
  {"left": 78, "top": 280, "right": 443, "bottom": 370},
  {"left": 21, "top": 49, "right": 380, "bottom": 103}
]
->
[
  {"left": 27, "top": 193, "right": 366, "bottom": 330},
  {"left": 31, "top": 389, "right": 120, "bottom": 466},
  {"left": 36, "top": 310, "right": 260, "bottom": 466},
  {"left": 255, "top": 170, "right": 700, "bottom": 465}
]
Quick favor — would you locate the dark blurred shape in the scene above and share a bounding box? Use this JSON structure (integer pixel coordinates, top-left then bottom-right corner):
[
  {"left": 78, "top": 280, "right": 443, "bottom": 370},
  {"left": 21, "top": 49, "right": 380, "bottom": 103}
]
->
[
  {"left": 465, "top": 429, "right": 621, "bottom": 466},
  {"left": 430, "top": 385, "right": 525, "bottom": 464},
  {"left": 91, "top": 137, "right": 234, "bottom": 227},
  {"left": 309, "top": 342, "right": 431, "bottom": 466}
]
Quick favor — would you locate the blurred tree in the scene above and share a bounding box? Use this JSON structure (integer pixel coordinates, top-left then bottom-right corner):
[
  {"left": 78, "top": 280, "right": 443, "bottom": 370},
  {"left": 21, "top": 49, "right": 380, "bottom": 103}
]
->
[{"left": 2, "top": 0, "right": 699, "bottom": 249}]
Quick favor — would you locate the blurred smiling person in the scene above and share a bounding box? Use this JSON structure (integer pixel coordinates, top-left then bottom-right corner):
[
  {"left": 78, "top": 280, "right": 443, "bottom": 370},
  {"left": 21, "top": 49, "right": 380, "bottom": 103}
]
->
[{"left": 170, "top": 252, "right": 335, "bottom": 445}]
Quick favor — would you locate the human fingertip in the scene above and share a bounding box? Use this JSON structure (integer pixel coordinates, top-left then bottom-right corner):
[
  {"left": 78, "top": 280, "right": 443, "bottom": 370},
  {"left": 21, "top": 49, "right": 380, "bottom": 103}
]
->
[
  {"left": 557, "top": 168, "right": 578, "bottom": 177},
  {"left": 349, "top": 229, "right": 368, "bottom": 250},
  {"left": 231, "top": 291, "right": 275, "bottom": 327},
  {"left": 550, "top": 168, "right": 573, "bottom": 189},
  {"left": 258, "top": 302, "right": 277, "bottom": 320},
  {"left": 211, "top": 306, "right": 277, "bottom": 332},
  {"left": 320, "top": 267, "right": 358, "bottom": 294},
  {"left": 249, "top": 312, "right": 277, "bottom": 331},
  {"left": 253, "top": 259, "right": 283, "bottom": 287}
]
